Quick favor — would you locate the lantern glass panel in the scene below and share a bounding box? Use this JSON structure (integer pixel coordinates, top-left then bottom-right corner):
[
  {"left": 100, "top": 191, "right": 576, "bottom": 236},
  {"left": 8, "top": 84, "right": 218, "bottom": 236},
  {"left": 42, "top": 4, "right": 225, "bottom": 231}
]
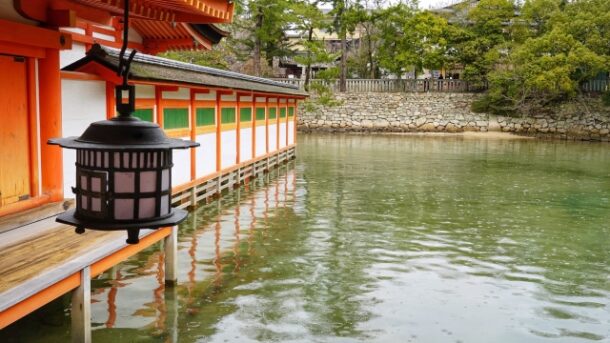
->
[
  {"left": 114, "top": 199, "right": 135, "bottom": 220},
  {"left": 115, "top": 172, "right": 135, "bottom": 193},
  {"left": 140, "top": 171, "right": 157, "bottom": 192},
  {"left": 160, "top": 195, "right": 169, "bottom": 215},
  {"left": 91, "top": 198, "right": 101, "bottom": 212},
  {"left": 162, "top": 169, "right": 170, "bottom": 191},
  {"left": 81, "top": 195, "right": 88, "bottom": 210},
  {"left": 80, "top": 176, "right": 88, "bottom": 190},
  {"left": 91, "top": 177, "right": 101, "bottom": 192},
  {"left": 138, "top": 198, "right": 156, "bottom": 219}
]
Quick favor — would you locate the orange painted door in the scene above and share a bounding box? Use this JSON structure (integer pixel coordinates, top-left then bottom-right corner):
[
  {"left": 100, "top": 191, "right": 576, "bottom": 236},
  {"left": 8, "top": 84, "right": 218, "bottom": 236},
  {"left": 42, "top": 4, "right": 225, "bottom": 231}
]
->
[{"left": 0, "top": 55, "right": 31, "bottom": 206}]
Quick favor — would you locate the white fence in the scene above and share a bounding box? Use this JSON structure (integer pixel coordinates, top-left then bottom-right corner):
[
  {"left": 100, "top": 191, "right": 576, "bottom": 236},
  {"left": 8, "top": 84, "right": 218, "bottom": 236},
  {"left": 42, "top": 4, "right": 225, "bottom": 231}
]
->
[
  {"left": 272, "top": 78, "right": 610, "bottom": 94},
  {"left": 270, "top": 79, "right": 488, "bottom": 93}
]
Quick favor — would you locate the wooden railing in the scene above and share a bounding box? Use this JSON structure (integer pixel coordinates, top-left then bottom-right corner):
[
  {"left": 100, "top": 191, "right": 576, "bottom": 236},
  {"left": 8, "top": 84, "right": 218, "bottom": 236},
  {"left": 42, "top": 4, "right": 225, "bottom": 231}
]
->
[
  {"left": 272, "top": 78, "right": 610, "bottom": 94},
  {"left": 270, "top": 78, "right": 488, "bottom": 93},
  {"left": 580, "top": 79, "right": 610, "bottom": 93}
]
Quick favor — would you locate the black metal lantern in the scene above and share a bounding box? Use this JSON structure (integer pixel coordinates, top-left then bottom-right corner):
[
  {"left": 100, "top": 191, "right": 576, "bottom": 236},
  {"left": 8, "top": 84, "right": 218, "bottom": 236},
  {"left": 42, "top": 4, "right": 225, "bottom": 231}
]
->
[
  {"left": 49, "top": 116, "right": 198, "bottom": 244},
  {"left": 48, "top": 0, "right": 199, "bottom": 244}
]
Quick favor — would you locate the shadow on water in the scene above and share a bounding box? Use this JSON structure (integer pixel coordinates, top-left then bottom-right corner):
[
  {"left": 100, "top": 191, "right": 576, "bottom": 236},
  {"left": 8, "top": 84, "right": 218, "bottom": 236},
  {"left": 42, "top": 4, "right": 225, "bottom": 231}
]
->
[{"left": 2, "top": 133, "right": 610, "bottom": 342}]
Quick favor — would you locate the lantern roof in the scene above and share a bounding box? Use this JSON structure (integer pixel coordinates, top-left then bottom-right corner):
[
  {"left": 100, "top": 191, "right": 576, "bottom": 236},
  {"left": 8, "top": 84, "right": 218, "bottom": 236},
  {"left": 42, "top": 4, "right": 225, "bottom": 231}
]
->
[
  {"left": 49, "top": 116, "right": 199, "bottom": 150},
  {"left": 64, "top": 44, "right": 309, "bottom": 97}
]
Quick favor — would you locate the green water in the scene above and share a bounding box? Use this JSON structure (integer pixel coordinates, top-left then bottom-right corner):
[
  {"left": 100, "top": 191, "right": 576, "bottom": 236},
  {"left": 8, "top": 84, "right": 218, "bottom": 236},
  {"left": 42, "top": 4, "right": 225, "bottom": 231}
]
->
[{"left": 3, "top": 134, "right": 610, "bottom": 342}]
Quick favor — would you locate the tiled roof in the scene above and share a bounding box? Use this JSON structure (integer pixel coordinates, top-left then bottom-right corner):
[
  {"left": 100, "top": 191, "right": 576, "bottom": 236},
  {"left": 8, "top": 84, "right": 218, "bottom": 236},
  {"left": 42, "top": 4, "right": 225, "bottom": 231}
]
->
[{"left": 64, "top": 44, "right": 308, "bottom": 97}]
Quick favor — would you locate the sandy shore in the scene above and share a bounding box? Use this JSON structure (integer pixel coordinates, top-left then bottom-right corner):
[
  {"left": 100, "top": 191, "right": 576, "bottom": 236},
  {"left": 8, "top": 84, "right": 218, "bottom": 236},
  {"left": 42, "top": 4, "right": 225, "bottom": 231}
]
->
[{"left": 380, "top": 131, "right": 535, "bottom": 140}]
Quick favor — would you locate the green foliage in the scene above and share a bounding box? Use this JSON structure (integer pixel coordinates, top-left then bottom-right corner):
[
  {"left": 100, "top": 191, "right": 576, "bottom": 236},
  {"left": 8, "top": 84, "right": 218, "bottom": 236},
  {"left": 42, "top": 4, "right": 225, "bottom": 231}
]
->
[
  {"left": 160, "top": 46, "right": 231, "bottom": 70},
  {"left": 482, "top": 0, "right": 609, "bottom": 114},
  {"left": 602, "top": 91, "right": 610, "bottom": 107},
  {"left": 471, "top": 96, "right": 492, "bottom": 113}
]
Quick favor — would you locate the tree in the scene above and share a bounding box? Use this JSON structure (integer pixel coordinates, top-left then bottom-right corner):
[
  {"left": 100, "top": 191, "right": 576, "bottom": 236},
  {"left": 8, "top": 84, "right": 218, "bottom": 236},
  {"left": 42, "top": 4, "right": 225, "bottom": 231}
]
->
[
  {"left": 160, "top": 42, "right": 233, "bottom": 70},
  {"left": 486, "top": 29, "right": 605, "bottom": 114},
  {"left": 377, "top": 5, "right": 450, "bottom": 79},
  {"left": 232, "top": 0, "right": 292, "bottom": 76},
  {"left": 452, "top": 0, "right": 516, "bottom": 83},
  {"left": 289, "top": 0, "right": 335, "bottom": 90},
  {"left": 330, "top": 0, "right": 363, "bottom": 91},
  {"left": 478, "top": 0, "right": 609, "bottom": 114}
]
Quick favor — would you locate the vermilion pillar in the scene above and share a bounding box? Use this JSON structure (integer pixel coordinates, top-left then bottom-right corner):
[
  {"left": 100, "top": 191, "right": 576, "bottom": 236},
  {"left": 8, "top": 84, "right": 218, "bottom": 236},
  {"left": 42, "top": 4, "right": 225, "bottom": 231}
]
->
[{"left": 38, "top": 48, "right": 63, "bottom": 201}]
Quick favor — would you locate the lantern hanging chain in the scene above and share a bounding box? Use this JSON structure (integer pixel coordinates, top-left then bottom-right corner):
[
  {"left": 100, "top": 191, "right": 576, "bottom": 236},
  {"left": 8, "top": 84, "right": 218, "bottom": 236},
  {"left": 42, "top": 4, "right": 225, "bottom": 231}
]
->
[{"left": 117, "top": 0, "right": 136, "bottom": 87}]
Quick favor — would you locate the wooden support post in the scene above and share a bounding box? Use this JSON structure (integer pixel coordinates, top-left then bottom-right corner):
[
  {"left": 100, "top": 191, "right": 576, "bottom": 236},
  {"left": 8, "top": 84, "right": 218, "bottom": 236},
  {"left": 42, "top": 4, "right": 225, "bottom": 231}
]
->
[
  {"left": 155, "top": 86, "right": 164, "bottom": 127},
  {"left": 165, "top": 286, "right": 179, "bottom": 342},
  {"left": 39, "top": 48, "right": 63, "bottom": 202},
  {"left": 164, "top": 226, "right": 178, "bottom": 286},
  {"left": 285, "top": 101, "right": 289, "bottom": 148},
  {"left": 216, "top": 92, "right": 222, "bottom": 172},
  {"left": 294, "top": 100, "right": 298, "bottom": 146},
  {"left": 189, "top": 90, "right": 198, "bottom": 210},
  {"left": 71, "top": 267, "right": 91, "bottom": 343},
  {"left": 265, "top": 97, "right": 269, "bottom": 154},
  {"left": 236, "top": 95, "right": 241, "bottom": 164},
  {"left": 276, "top": 99, "right": 280, "bottom": 152},
  {"left": 251, "top": 91, "right": 256, "bottom": 160}
]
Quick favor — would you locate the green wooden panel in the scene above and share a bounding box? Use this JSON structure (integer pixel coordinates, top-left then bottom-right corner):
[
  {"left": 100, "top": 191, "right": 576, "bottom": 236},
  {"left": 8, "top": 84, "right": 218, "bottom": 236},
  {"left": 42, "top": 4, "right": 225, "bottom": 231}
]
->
[
  {"left": 221, "top": 107, "right": 236, "bottom": 124},
  {"left": 133, "top": 108, "right": 153, "bottom": 122},
  {"left": 255, "top": 108, "right": 266, "bottom": 120},
  {"left": 280, "top": 108, "right": 287, "bottom": 118},
  {"left": 240, "top": 108, "right": 252, "bottom": 122},
  {"left": 269, "top": 108, "right": 277, "bottom": 119},
  {"left": 196, "top": 108, "right": 215, "bottom": 126},
  {"left": 163, "top": 108, "right": 189, "bottom": 129},
  {"left": 288, "top": 107, "right": 295, "bottom": 117}
]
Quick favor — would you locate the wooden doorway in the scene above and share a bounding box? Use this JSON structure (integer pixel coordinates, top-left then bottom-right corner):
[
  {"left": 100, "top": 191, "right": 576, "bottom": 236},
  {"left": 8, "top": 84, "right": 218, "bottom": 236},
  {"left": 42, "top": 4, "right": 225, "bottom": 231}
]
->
[{"left": 0, "top": 55, "right": 31, "bottom": 206}]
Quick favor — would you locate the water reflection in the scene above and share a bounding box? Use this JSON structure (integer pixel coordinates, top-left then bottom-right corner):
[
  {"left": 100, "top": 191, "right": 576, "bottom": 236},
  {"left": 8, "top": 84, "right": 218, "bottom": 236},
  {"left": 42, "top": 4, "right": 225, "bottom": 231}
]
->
[{"left": 2, "top": 134, "right": 610, "bottom": 343}]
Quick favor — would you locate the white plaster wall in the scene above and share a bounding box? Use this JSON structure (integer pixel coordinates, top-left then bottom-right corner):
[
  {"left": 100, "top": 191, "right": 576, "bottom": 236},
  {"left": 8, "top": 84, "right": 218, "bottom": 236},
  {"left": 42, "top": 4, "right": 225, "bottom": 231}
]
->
[
  {"left": 60, "top": 43, "right": 87, "bottom": 68},
  {"left": 255, "top": 126, "right": 266, "bottom": 157},
  {"left": 196, "top": 91, "right": 216, "bottom": 100},
  {"left": 92, "top": 32, "right": 115, "bottom": 41},
  {"left": 240, "top": 128, "right": 253, "bottom": 162},
  {"left": 163, "top": 88, "right": 190, "bottom": 100},
  {"left": 61, "top": 79, "right": 107, "bottom": 197},
  {"left": 172, "top": 145, "right": 191, "bottom": 187},
  {"left": 268, "top": 124, "right": 278, "bottom": 152},
  {"left": 288, "top": 121, "right": 295, "bottom": 144},
  {"left": 136, "top": 85, "right": 156, "bottom": 99},
  {"left": 221, "top": 94, "right": 236, "bottom": 101},
  {"left": 279, "top": 122, "right": 287, "bottom": 148},
  {"left": 221, "top": 130, "right": 237, "bottom": 169},
  {"left": 196, "top": 133, "right": 217, "bottom": 178}
]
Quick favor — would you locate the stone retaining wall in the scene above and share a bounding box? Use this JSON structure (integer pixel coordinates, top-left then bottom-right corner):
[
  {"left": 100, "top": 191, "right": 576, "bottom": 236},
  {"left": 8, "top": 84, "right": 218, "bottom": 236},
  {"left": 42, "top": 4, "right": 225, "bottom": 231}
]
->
[{"left": 297, "top": 93, "right": 610, "bottom": 141}]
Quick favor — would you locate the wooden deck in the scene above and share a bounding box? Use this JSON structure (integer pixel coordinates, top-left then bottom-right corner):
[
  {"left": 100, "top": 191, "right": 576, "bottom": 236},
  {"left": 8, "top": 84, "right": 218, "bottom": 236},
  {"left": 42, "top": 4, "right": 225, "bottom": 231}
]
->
[{"left": 0, "top": 145, "right": 296, "bottom": 329}]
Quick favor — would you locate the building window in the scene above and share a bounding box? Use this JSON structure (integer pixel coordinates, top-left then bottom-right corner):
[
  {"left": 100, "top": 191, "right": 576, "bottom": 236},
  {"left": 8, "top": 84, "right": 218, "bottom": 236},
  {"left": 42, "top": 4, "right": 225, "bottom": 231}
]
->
[
  {"left": 288, "top": 107, "right": 295, "bottom": 117},
  {"left": 196, "top": 108, "right": 215, "bottom": 126},
  {"left": 221, "top": 108, "right": 236, "bottom": 124},
  {"left": 280, "top": 108, "right": 286, "bottom": 118},
  {"left": 269, "top": 108, "right": 277, "bottom": 119},
  {"left": 240, "top": 108, "right": 252, "bottom": 122},
  {"left": 163, "top": 108, "right": 189, "bottom": 129}
]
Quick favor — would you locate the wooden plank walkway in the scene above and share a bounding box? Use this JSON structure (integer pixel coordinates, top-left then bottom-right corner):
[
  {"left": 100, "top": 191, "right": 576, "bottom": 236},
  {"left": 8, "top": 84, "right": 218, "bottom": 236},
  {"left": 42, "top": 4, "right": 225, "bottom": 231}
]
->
[{"left": 0, "top": 145, "right": 296, "bottom": 329}]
